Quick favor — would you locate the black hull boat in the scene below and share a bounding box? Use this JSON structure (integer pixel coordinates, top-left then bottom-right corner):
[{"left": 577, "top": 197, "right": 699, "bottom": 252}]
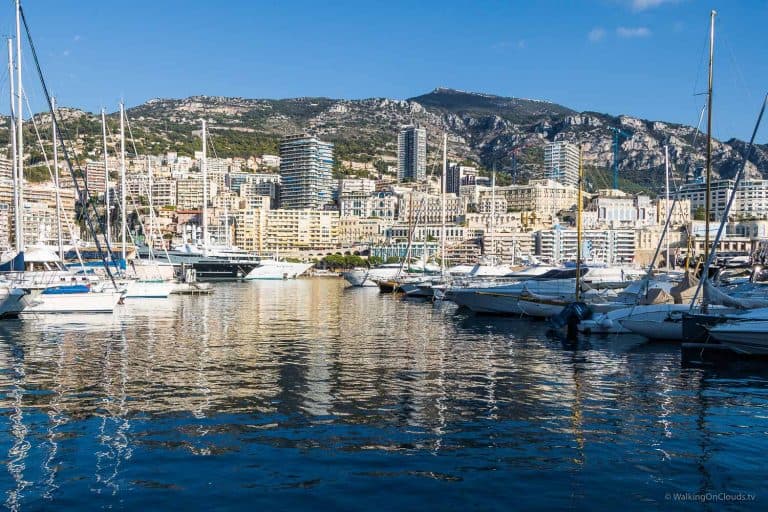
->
[{"left": 192, "top": 259, "right": 259, "bottom": 281}]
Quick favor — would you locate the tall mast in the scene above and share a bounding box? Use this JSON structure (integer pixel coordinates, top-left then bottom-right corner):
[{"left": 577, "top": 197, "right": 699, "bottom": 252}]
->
[
  {"left": 7, "top": 38, "right": 20, "bottom": 253},
  {"left": 120, "top": 101, "right": 126, "bottom": 264},
  {"left": 704, "top": 10, "right": 716, "bottom": 265},
  {"left": 224, "top": 203, "right": 229, "bottom": 247},
  {"left": 147, "top": 155, "right": 154, "bottom": 260},
  {"left": 489, "top": 166, "right": 496, "bottom": 257},
  {"left": 664, "top": 144, "right": 670, "bottom": 269},
  {"left": 441, "top": 133, "right": 447, "bottom": 275},
  {"left": 201, "top": 119, "right": 208, "bottom": 251},
  {"left": 576, "top": 146, "right": 583, "bottom": 301},
  {"left": 15, "top": 0, "right": 24, "bottom": 251},
  {"left": 52, "top": 97, "right": 63, "bottom": 260},
  {"left": 101, "top": 108, "right": 110, "bottom": 245}
]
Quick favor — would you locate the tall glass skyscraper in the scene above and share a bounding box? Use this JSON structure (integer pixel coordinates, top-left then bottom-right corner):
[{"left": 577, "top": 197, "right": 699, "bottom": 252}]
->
[
  {"left": 279, "top": 134, "right": 334, "bottom": 209},
  {"left": 397, "top": 125, "right": 427, "bottom": 182}
]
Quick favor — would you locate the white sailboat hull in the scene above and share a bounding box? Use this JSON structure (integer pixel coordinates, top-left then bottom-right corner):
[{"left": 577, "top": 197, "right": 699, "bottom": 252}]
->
[
  {"left": 449, "top": 279, "right": 578, "bottom": 315},
  {"left": 124, "top": 280, "right": 175, "bottom": 298},
  {"left": 618, "top": 304, "right": 690, "bottom": 340},
  {"left": 451, "top": 290, "right": 524, "bottom": 314},
  {"left": 516, "top": 297, "right": 569, "bottom": 318},
  {"left": 23, "top": 291, "right": 122, "bottom": 314}
]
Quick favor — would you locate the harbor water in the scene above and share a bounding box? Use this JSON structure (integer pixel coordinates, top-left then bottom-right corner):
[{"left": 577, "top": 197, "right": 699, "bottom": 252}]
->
[{"left": 0, "top": 279, "right": 764, "bottom": 510}]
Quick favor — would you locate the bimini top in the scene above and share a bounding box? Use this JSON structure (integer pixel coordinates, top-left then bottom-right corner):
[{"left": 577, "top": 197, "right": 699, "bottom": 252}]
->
[{"left": 23, "top": 245, "right": 62, "bottom": 263}]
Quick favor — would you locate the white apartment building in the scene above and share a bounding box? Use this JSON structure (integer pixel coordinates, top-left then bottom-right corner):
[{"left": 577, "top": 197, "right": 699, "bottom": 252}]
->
[
  {"left": 536, "top": 227, "right": 636, "bottom": 265},
  {"left": 0, "top": 203, "right": 9, "bottom": 251},
  {"left": 0, "top": 158, "right": 12, "bottom": 180},
  {"left": 84, "top": 161, "right": 107, "bottom": 196},
  {"left": 446, "top": 163, "right": 478, "bottom": 195},
  {"left": 397, "top": 125, "right": 427, "bottom": 182},
  {"left": 544, "top": 141, "right": 580, "bottom": 186},
  {"left": 396, "top": 192, "right": 465, "bottom": 224},
  {"left": 338, "top": 190, "right": 399, "bottom": 220},
  {"left": 469, "top": 179, "right": 578, "bottom": 218},
  {"left": 279, "top": 134, "right": 334, "bottom": 210},
  {"left": 585, "top": 190, "right": 654, "bottom": 229},
  {"left": 338, "top": 178, "right": 376, "bottom": 196},
  {"left": 264, "top": 209, "right": 339, "bottom": 254},
  {"left": 338, "top": 217, "right": 388, "bottom": 246},
  {"left": 261, "top": 154, "right": 281, "bottom": 168},
  {"left": 176, "top": 175, "right": 218, "bottom": 209},
  {"left": 169, "top": 156, "right": 194, "bottom": 174},
  {"left": 678, "top": 179, "right": 768, "bottom": 221}
]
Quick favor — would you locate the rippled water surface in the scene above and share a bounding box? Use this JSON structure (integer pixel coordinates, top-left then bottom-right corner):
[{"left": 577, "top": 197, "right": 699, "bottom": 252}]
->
[{"left": 0, "top": 279, "right": 766, "bottom": 510}]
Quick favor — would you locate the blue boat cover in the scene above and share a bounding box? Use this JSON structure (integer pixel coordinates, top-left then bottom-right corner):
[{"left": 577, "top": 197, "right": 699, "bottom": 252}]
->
[
  {"left": 0, "top": 251, "right": 24, "bottom": 272},
  {"left": 42, "top": 285, "right": 91, "bottom": 295}
]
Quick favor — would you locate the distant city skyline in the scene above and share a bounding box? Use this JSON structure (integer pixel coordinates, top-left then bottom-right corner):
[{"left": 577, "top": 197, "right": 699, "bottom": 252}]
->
[{"left": 0, "top": 0, "right": 766, "bottom": 143}]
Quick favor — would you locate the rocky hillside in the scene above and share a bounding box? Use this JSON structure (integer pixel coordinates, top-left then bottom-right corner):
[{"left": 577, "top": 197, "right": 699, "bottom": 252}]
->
[{"left": 3, "top": 88, "right": 767, "bottom": 193}]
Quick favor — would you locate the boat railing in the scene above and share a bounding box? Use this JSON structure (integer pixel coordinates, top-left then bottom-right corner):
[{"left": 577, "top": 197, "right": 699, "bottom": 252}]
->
[{"left": 0, "top": 270, "right": 91, "bottom": 289}]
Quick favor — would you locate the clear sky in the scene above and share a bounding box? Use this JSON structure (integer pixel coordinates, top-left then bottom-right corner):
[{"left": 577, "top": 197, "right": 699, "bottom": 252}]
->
[{"left": 1, "top": 0, "right": 766, "bottom": 142}]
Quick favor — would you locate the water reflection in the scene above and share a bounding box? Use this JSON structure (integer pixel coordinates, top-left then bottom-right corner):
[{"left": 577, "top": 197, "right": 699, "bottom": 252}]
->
[{"left": 0, "top": 279, "right": 765, "bottom": 509}]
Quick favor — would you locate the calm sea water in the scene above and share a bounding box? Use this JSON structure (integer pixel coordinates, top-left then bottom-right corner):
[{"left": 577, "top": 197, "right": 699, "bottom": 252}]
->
[{"left": 0, "top": 279, "right": 765, "bottom": 511}]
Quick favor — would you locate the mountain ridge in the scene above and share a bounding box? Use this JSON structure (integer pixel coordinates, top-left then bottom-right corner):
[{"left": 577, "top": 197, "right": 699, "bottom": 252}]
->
[{"left": 4, "top": 87, "right": 767, "bottom": 193}]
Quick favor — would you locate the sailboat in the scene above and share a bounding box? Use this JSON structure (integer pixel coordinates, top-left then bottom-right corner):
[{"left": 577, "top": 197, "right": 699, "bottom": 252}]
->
[
  {"left": 402, "top": 133, "right": 450, "bottom": 298},
  {"left": 3, "top": 3, "right": 121, "bottom": 314},
  {"left": 122, "top": 149, "right": 174, "bottom": 299},
  {"left": 621, "top": 13, "right": 768, "bottom": 341},
  {"left": 188, "top": 119, "right": 260, "bottom": 281}
]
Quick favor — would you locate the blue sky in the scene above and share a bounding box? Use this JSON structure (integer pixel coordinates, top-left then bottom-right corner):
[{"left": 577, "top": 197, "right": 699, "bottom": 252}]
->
[{"left": 2, "top": 0, "right": 766, "bottom": 142}]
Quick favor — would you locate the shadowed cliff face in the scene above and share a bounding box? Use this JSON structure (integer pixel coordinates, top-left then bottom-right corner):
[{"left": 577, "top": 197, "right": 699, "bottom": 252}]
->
[{"left": 7, "top": 88, "right": 767, "bottom": 193}]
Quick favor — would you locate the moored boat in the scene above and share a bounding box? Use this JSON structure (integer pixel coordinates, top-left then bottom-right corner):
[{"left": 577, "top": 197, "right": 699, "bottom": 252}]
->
[
  {"left": 22, "top": 284, "right": 122, "bottom": 314},
  {"left": 707, "top": 321, "right": 768, "bottom": 354},
  {"left": 244, "top": 259, "right": 313, "bottom": 280}
]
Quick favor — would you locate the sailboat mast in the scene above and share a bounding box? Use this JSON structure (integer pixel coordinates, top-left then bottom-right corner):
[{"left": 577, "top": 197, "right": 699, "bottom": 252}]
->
[
  {"left": 201, "top": 119, "right": 208, "bottom": 251},
  {"left": 52, "top": 97, "right": 63, "bottom": 260},
  {"left": 490, "top": 166, "right": 496, "bottom": 257},
  {"left": 704, "top": 10, "right": 716, "bottom": 265},
  {"left": 664, "top": 144, "right": 670, "bottom": 269},
  {"left": 224, "top": 204, "right": 230, "bottom": 247},
  {"left": 441, "top": 133, "right": 447, "bottom": 274},
  {"left": 576, "top": 146, "right": 583, "bottom": 301},
  {"left": 120, "top": 101, "right": 127, "bottom": 264},
  {"left": 147, "top": 155, "right": 154, "bottom": 259},
  {"left": 15, "top": 0, "right": 24, "bottom": 251},
  {"left": 7, "top": 38, "right": 19, "bottom": 253},
  {"left": 102, "top": 108, "right": 110, "bottom": 245}
]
